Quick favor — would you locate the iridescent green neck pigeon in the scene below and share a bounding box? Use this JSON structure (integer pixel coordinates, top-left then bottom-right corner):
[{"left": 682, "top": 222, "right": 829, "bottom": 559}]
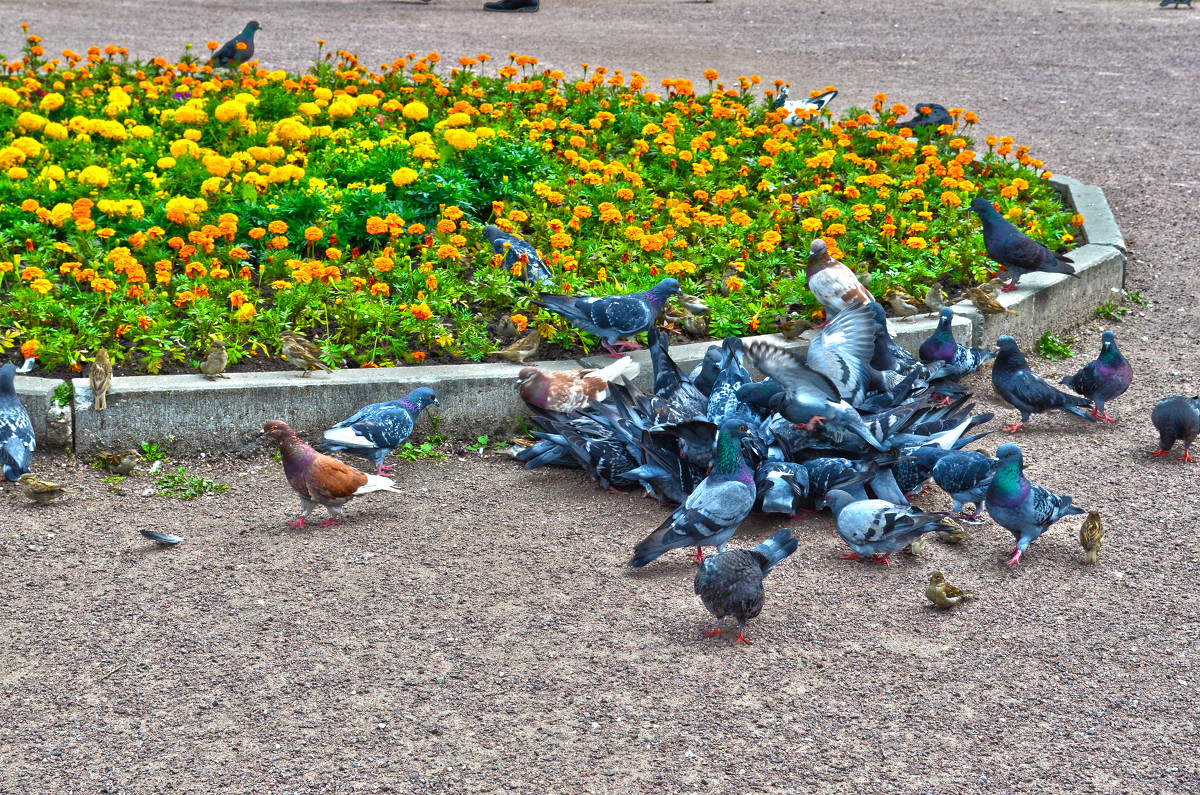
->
[
  {"left": 985, "top": 443, "right": 1084, "bottom": 566},
  {"left": 213, "top": 21, "right": 261, "bottom": 67},
  {"left": 1151, "top": 395, "right": 1200, "bottom": 463},
  {"left": 694, "top": 527, "right": 798, "bottom": 645},
  {"left": 1061, "top": 330, "right": 1132, "bottom": 422},
  {"left": 992, "top": 335, "right": 1097, "bottom": 432},
  {"left": 918, "top": 307, "right": 996, "bottom": 377},
  {"left": 0, "top": 362, "right": 35, "bottom": 481},
  {"left": 968, "top": 197, "right": 1076, "bottom": 291},
  {"left": 629, "top": 417, "right": 756, "bottom": 568},
  {"left": 531, "top": 277, "right": 680, "bottom": 356}
]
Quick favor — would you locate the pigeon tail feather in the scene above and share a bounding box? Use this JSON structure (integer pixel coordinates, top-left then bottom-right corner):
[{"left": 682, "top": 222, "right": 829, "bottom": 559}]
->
[
  {"left": 353, "top": 474, "right": 404, "bottom": 495},
  {"left": 753, "top": 528, "right": 798, "bottom": 575}
]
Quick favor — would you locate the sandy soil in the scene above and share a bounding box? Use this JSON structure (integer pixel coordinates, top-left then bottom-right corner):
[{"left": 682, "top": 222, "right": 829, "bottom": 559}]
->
[{"left": 2, "top": 0, "right": 1200, "bottom": 792}]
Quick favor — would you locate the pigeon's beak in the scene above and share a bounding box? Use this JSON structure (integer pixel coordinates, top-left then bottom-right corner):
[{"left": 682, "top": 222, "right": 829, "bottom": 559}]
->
[{"left": 432, "top": 398, "right": 441, "bottom": 406}]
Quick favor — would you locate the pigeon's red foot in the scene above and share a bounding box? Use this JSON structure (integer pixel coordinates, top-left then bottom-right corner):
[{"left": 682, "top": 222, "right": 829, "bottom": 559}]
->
[
  {"left": 287, "top": 518, "right": 306, "bottom": 529},
  {"left": 316, "top": 518, "right": 339, "bottom": 527},
  {"left": 1089, "top": 409, "right": 1118, "bottom": 423},
  {"left": 790, "top": 508, "right": 819, "bottom": 520},
  {"left": 602, "top": 340, "right": 641, "bottom": 356},
  {"left": 1005, "top": 548, "right": 1023, "bottom": 567},
  {"left": 376, "top": 464, "right": 396, "bottom": 477},
  {"left": 793, "top": 416, "right": 826, "bottom": 432},
  {"left": 705, "top": 627, "right": 723, "bottom": 637},
  {"left": 840, "top": 552, "right": 862, "bottom": 562},
  {"left": 732, "top": 631, "right": 751, "bottom": 646},
  {"left": 1002, "top": 422, "right": 1026, "bottom": 433},
  {"left": 1000, "top": 282, "right": 1018, "bottom": 292},
  {"left": 870, "top": 554, "right": 891, "bottom": 566},
  {"left": 606, "top": 486, "right": 629, "bottom": 495},
  {"left": 1152, "top": 449, "right": 1171, "bottom": 457},
  {"left": 687, "top": 547, "right": 706, "bottom": 564},
  {"left": 812, "top": 321, "right": 828, "bottom": 330},
  {"left": 933, "top": 394, "right": 953, "bottom": 407},
  {"left": 1181, "top": 449, "right": 1196, "bottom": 463}
]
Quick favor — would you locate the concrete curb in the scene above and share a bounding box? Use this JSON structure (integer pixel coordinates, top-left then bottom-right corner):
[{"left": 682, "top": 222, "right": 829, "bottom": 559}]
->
[{"left": 10, "top": 171, "right": 1127, "bottom": 456}]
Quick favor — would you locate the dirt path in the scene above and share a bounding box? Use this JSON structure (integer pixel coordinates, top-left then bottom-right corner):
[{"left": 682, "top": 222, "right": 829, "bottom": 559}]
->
[{"left": 3, "top": 0, "right": 1200, "bottom": 792}]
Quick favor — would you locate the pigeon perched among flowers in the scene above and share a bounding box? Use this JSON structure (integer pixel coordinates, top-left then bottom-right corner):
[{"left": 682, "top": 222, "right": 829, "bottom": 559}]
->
[
  {"left": 212, "top": 21, "right": 261, "bottom": 67},
  {"left": 968, "top": 197, "right": 1077, "bottom": 291},
  {"left": 806, "top": 239, "right": 872, "bottom": 324},
  {"left": 985, "top": 443, "right": 1084, "bottom": 566},
  {"left": 515, "top": 358, "right": 639, "bottom": 415},
  {"left": 1061, "top": 330, "right": 1132, "bottom": 422},
  {"left": 918, "top": 307, "right": 996, "bottom": 378},
  {"left": 694, "top": 527, "right": 798, "bottom": 645},
  {"left": 531, "top": 278, "right": 681, "bottom": 356},
  {"left": 772, "top": 85, "right": 838, "bottom": 126},
  {"left": 899, "top": 103, "right": 953, "bottom": 130},
  {"left": 821, "top": 489, "right": 947, "bottom": 564},
  {"left": 260, "top": 420, "right": 403, "bottom": 527},
  {"left": 316, "top": 387, "right": 440, "bottom": 476},
  {"left": 629, "top": 418, "right": 757, "bottom": 567},
  {"left": 281, "top": 331, "right": 332, "bottom": 376},
  {"left": 0, "top": 362, "right": 34, "bottom": 481},
  {"left": 482, "top": 225, "right": 554, "bottom": 286},
  {"left": 1150, "top": 395, "right": 1200, "bottom": 462},
  {"left": 992, "top": 335, "right": 1097, "bottom": 432}
]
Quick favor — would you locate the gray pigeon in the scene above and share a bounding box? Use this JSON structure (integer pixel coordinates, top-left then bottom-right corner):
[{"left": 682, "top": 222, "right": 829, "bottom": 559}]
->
[
  {"left": 821, "top": 489, "right": 945, "bottom": 564},
  {"left": 647, "top": 327, "right": 708, "bottom": 420},
  {"left": 705, "top": 337, "right": 751, "bottom": 424},
  {"left": 0, "top": 362, "right": 34, "bottom": 482},
  {"left": 772, "top": 85, "right": 838, "bottom": 126},
  {"left": 969, "top": 197, "right": 1077, "bottom": 291},
  {"left": 212, "top": 21, "right": 261, "bottom": 67},
  {"left": 532, "top": 278, "right": 681, "bottom": 356},
  {"left": 1061, "top": 330, "right": 1132, "bottom": 422},
  {"left": 930, "top": 449, "right": 996, "bottom": 521},
  {"left": 992, "top": 335, "right": 1097, "bottom": 432},
  {"left": 918, "top": 307, "right": 996, "bottom": 378},
  {"left": 899, "top": 102, "right": 953, "bottom": 129},
  {"left": 804, "top": 300, "right": 876, "bottom": 405},
  {"left": 629, "top": 418, "right": 757, "bottom": 567},
  {"left": 693, "top": 527, "right": 798, "bottom": 645},
  {"left": 482, "top": 225, "right": 554, "bottom": 286},
  {"left": 985, "top": 443, "right": 1083, "bottom": 566},
  {"left": 1151, "top": 395, "right": 1200, "bottom": 463},
  {"left": 315, "top": 387, "right": 440, "bottom": 475}
]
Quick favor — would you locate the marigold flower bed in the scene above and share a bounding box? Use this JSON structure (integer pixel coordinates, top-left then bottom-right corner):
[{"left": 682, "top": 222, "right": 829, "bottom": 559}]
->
[{"left": 0, "top": 31, "right": 1078, "bottom": 373}]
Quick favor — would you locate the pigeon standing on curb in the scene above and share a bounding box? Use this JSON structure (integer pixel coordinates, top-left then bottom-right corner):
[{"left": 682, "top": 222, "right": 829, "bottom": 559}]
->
[
  {"left": 0, "top": 362, "right": 34, "bottom": 481},
  {"left": 1061, "top": 330, "right": 1132, "bottom": 422},
  {"left": 806, "top": 239, "right": 872, "bottom": 324},
  {"left": 1150, "top": 395, "right": 1200, "bottom": 462},
  {"left": 482, "top": 225, "right": 554, "bottom": 286},
  {"left": 968, "top": 197, "right": 1077, "bottom": 291},
  {"left": 260, "top": 420, "right": 404, "bottom": 527},
  {"left": 991, "top": 335, "right": 1097, "bottom": 432},
  {"left": 316, "top": 387, "right": 440, "bottom": 476},
  {"left": 821, "top": 489, "right": 945, "bottom": 564},
  {"left": 918, "top": 307, "right": 996, "bottom": 377},
  {"left": 531, "top": 278, "right": 681, "bottom": 356},
  {"left": 694, "top": 527, "right": 798, "bottom": 645},
  {"left": 213, "top": 21, "right": 261, "bottom": 67},
  {"left": 985, "top": 443, "right": 1084, "bottom": 566},
  {"left": 514, "top": 358, "right": 639, "bottom": 415}
]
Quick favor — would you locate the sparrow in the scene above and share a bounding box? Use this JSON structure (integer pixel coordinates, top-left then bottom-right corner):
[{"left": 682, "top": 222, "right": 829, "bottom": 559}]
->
[
  {"left": 886, "top": 290, "right": 922, "bottom": 318},
  {"left": 17, "top": 473, "right": 75, "bottom": 503},
  {"left": 496, "top": 331, "right": 541, "bottom": 364},
  {"left": 1080, "top": 510, "right": 1104, "bottom": 565},
  {"left": 90, "top": 349, "right": 112, "bottom": 410},
  {"left": 967, "top": 287, "right": 1018, "bottom": 316},
  {"left": 96, "top": 449, "right": 139, "bottom": 475},
  {"left": 280, "top": 331, "right": 332, "bottom": 376},
  {"left": 200, "top": 340, "right": 230, "bottom": 379},
  {"left": 925, "top": 571, "right": 969, "bottom": 609}
]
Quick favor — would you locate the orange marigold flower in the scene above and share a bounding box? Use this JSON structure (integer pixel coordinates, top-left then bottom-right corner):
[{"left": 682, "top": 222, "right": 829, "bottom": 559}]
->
[
  {"left": 267, "top": 220, "right": 288, "bottom": 235},
  {"left": 370, "top": 282, "right": 390, "bottom": 297},
  {"left": 228, "top": 289, "right": 248, "bottom": 307},
  {"left": 411, "top": 351, "right": 426, "bottom": 362},
  {"left": 436, "top": 244, "right": 459, "bottom": 259},
  {"left": 408, "top": 223, "right": 426, "bottom": 235},
  {"left": 409, "top": 302, "right": 433, "bottom": 321},
  {"left": 20, "top": 340, "right": 39, "bottom": 359},
  {"left": 248, "top": 227, "right": 266, "bottom": 240},
  {"left": 436, "top": 219, "right": 457, "bottom": 234},
  {"left": 304, "top": 226, "right": 323, "bottom": 242},
  {"left": 703, "top": 69, "right": 719, "bottom": 81},
  {"left": 510, "top": 313, "right": 529, "bottom": 332},
  {"left": 725, "top": 275, "right": 743, "bottom": 292}
]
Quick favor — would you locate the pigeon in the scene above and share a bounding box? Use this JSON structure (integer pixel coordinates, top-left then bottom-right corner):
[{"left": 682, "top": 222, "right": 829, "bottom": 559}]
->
[
  {"left": 90, "top": 349, "right": 112, "bottom": 410},
  {"left": 200, "top": 340, "right": 230, "bottom": 380},
  {"left": 705, "top": 337, "right": 752, "bottom": 424},
  {"left": 629, "top": 418, "right": 757, "bottom": 568},
  {"left": 95, "top": 449, "right": 139, "bottom": 476},
  {"left": 1160, "top": 0, "right": 1193, "bottom": 7},
  {"left": 1079, "top": 510, "right": 1103, "bottom": 565},
  {"left": 1061, "top": 330, "right": 1132, "bottom": 422},
  {"left": 647, "top": 327, "right": 707, "bottom": 420},
  {"left": 1150, "top": 395, "right": 1200, "bottom": 462},
  {"left": 531, "top": 277, "right": 681, "bottom": 356},
  {"left": 496, "top": 330, "right": 541, "bottom": 363},
  {"left": 804, "top": 300, "right": 877, "bottom": 405},
  {"left": 967, "top": 287, "right": 1018, "bottom": 315},
  {"left": 16, "top": 473, "right": 75, "bottom": 503},
  {"left": 316, "top": 387, "right": 440, "bottom": 476},
  {"left": 482, "top": 225, "right": 554, "bottom": 286},
  {"left": 985, "top": 442, "right": 1084, "bottom": 566},
  {"left": 930, "top": 449, "right": 995, "bottom": 521},
  {"left": 259, "top": 420, "right": 403, "bottom": 527},
  {"left": 514, "top": 357, "right": 639, "bottom": 414},
  {"left": 899, "top": 103, "right": 953, "bottom": 129},
  {"left": 773, "top": 85, "right": 838, "bottom": 126},
  {"left": 821, "top": 489, "right": 946, "bottom": 564},
  {"left": 280, "top": 331, "right": 332, "bottom": 376},
  {"left": 689, "top": 345, "right": 722, "bottom": 396},
  {"left": 806, "top": 239, "right": 872, "bottom": 324},
  {"left": 924, "top": 571, "right": 968, "bottom": 608},
  {"left": 968, "top": 197, "right": 1077, "bottom": 291},
  {"left": 0, "top": 362, "right": 34, "bottom": 481},
  {"left": 140, "top": 530, "right": 183, "bottom": 545},
  {"left": 918, "top": 307, "right": 996, "bottom": 378},
  {"left": 991, "top": 335, "right": 1097, "bottom": 432},
  {"left": 694, "top": 527, "right": 798, "bottom": 645},
  {"left": 212, "top": 21, "right": 261, "bottom": 67}
]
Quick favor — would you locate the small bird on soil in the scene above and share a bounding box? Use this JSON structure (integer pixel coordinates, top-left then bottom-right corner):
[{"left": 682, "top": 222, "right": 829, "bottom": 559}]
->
[
  {"left": 1079, "top": 510, "right": 1104, "bottom": 565},
  {"left": 1061, "top": 330, "right": 1132, "bottom": 422},
  {"left": 1150, "top": 395, "right": 1200, "bottom": 462},
  {"left": 280, "top": 331, "right": 332, "bottom": 377},
  {"left": 16, "top": 473, "right": 75, "bottom": 503},
  {"left": 95, "top": 449, "right": 139, "bottom": 476},
  {"left": 935, "top": 516, "right": 968, "bottom": 544},
  {"left": 90, "top": 349, "right": 112, "bottom": 410},
  {"left": 985, "top": 443, "right": 1084, "bottom": 566},
  {"left": 259, "top": 420, "right": 403, "bottom": 527},
  {"left": 772, "top": 85, "right": 838, "bottom": 126},
  {"left": 918, "top": 307, "right": 996, "bottom": 379},
  {"left": 900, "top": 103, "right": 954, "bottom": 130},
  {"left": 212, "top": 21, "right": 261, "bottom": 67},
  {"left": 679, "top": 294, "right": 711, "bottom": 316},
  {"left": 925, "top": 571, "right": 969, "bottom": 608},
  {"left": 694, "top": 527, "right": 798, "bottom": 646},
  {"left": 140, "top": 529, "right": 183, "bottom": 545},
  {"left": 967, "top": 287, "right": 1018, "bottom": 315},
  {"left": 531, "top": 278, "right": 681, "bottom": 356},
  {"left": 992, "top": 335, "right": 1097, "bottom": 432},
  {"left": 200, "top": 340, "right": 230, "bottom": 380},
  {"left": 496, "top": 330, "right": 541, "bottom": 364},
  {"left": 482, "top": 225, "right": 554, "bottom": 287},
  {"left": 515, "top": 357, "right": 639, "bottom": 414},
  {"left": 821, "top": 489, "right": 946, "bottom": 565},
  {"left": 886, "top": 289, "right": 923, "bottom": 318},
  {"left": 0, "top": 362, "right": 35, "bottom": 481},
  {"left": 316, "top": 387, "right": 440, "bottom": 476},
  {"left": 969, "top": 197, "right": 1077, "bottom": 291},
  {"left": 806, "top": 239, "right": 872, "bottom": 324}
]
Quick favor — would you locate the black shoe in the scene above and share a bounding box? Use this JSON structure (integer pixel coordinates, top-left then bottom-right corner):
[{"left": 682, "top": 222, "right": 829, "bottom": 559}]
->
[{"left": 484, "top": 0, "right": 539, "bottom": 11}]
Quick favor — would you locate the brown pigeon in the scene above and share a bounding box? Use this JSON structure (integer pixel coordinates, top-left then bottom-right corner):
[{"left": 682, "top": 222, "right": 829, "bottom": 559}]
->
[
  {"left": 258, "top": 420, "right": 402, "bottom": 528},
  {"left": 806, "top": 239, "right": 872, "bottom": 325},
  {"left": 515, "top": 356, "right": 639, "bottom": 414}
]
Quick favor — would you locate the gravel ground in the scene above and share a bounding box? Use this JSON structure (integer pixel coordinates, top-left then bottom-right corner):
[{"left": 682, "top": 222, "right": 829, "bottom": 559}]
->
[{"left": 3, "top": 0, "right": 1200, "bottom": 792}]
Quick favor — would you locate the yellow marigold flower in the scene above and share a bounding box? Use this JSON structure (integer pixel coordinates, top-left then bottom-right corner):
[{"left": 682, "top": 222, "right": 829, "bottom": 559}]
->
[
  {"left": 0, "top": 87, "right": 19, "bottom": 107},
  {"left": 801, "top": 218, "right": 823, "bottom": 233},
  {"left": 444, "top": 128, "right": 478, "bottom": 151},
  {"left": 235, "top": 303, "right": 256, "bottom": 322},
  {"left": 403, "top": 100, "right": 430, "bottom": 121},
  {"left": 328, "top": 99, "right": 356, "bottom": 120},
  {"left": 821, "top": 207, "right": 842, "bottom": 221},
  {"left": 271, "top": 279, "right": 292, "bottom": 290},
  {"left": 7, "top": 166, "right": 28, "bottom": 180},
  {"left": 826, "top": 223, "right": 846, "bottom": 237},
  {"left": 39, "top": 92, "right": 65, "bottom": 112},
  {"left": 215, "top": 100, "right": 248, "bottom": 123},
  {"left": 17, "top": 112, "right": 48, "bottom": 132},
  {"left": 29, "top": 278, "right": 53, "bottom": 295},
  {"left": 446, "top": 112, "right": 472, "bottom": 128},
  {"left": 391, "top": 167, "right": 419, "bottom": 187},
  {"left": 77, "top": 165, "right": 110, "bottom": 188},
  {"left": 905, "top": 236, "right": 927, "bottom": 249}
]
